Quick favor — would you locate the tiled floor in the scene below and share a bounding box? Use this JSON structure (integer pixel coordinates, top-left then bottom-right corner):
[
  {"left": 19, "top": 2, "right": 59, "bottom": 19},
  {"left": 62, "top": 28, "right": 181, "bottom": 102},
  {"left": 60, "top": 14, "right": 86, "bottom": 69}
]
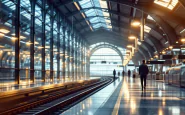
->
[{"left": 61, "top": 77, "right": 185, "bottom": 115}]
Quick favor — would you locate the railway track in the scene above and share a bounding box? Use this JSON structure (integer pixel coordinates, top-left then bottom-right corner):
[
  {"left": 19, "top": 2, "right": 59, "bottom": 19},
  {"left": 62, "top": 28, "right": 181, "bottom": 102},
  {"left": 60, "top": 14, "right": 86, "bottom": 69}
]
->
[{"left": 0, "top": 78, "right": 113, "bottom": 115}]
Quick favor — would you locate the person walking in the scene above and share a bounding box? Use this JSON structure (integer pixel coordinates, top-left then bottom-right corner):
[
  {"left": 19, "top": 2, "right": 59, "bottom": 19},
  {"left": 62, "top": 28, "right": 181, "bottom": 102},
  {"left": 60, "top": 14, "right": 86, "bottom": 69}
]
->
[
  {"left": 128, "top": 70, "right": 131, "bottom": 77},
  {"left": 113, "top": 69, "right": 116, "bottom": 78},
  {"left": 139, "top": 60, "right": 149, "bottom": 91},
  {"left": 133, "top": 69, "right": 136, "bottom": 78},
  {"left": 122, "top": 70, "right": 125, "bottom": 77}
]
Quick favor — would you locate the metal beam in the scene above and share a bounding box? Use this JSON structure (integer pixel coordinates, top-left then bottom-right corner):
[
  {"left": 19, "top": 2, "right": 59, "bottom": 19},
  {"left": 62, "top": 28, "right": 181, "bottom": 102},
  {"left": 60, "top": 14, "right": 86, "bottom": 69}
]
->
[
  {"left": 30, "top": 0, "right": 36, "bottom": 83},
  {"left": 74, "top": 34, "right": 78, "bottom": 80},
  {"left": 85, "top": 28, "right": 162, "bottom": 57},
  {"left": 57, "top": 13, "right": 61, "bottom": 80},
  {"left": 67, "top": 31, "right": 70, "bottom": 78},
  {"left": 42, "top": 0, "right": 46, "bottom": 82},
  {"left": 62, "top": 26, "right": 66, "bottom": 81},
  {"left": 138, "top": 41, "right": 154, "bottom": 58},
  {"left": 105, "top": 0, "right": 185, "bottom": 25},
  {"left": 71, "top": 34, "right": 74, "bottom": 81},
  {"left": 56, "top": 0, "right": 82, "bottom": 8},
  {"left": 90, "top": 44, "right": 124, "bottom": 61},
  {"left": 74, "top": 16, "right": 109, "bottom": 25},
  {"left": 106, "top": 0, "right": 181, "bottom": 44},
  {"left": 15, "top": 0, "right": 21, "bottom": 84},
  {"left": 65, "top": 7, "right": 108, "bottom": 17},
  {"left": 179, "top": 0, "right": 185, "bottom": 8},
  {"left": 50, "top": 5, "right": 54, "bottom": 81},
  {"left": 152, "top": 15, "right": 178, "bottom": 45}
]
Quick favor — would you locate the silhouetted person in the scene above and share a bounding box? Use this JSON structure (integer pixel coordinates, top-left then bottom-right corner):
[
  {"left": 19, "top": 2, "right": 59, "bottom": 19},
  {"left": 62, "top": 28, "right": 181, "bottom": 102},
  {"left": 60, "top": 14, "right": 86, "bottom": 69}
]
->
[
  {"left": 133, "top": 69, "right": 136, "bottom": 78},
  {"left": 139, "top": 60, "right": 149, "bottom": 91},
  {"left": 122, "top": 70, "right": 125, "bottom": 77},
  {"left": 113, "top": 69, "right": 116, "bottom": 78},
  {"left": 128, "top": 70, "right": 131, "bottom": 77},
  {"left": 118, "top": 72, "right": 120, "bottom": 76}
]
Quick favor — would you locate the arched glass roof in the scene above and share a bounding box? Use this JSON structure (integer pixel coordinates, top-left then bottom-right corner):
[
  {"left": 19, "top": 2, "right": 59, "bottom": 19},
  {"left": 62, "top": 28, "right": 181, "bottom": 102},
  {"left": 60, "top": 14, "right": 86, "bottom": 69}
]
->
[{"left": 78, "top": 0, "right": 112, "bottom": 30}]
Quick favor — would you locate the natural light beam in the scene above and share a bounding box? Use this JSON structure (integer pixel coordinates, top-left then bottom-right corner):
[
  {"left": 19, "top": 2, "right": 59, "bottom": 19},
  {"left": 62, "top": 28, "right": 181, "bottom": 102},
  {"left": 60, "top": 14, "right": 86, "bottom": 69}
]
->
[
  {"left": 99, "top": 0, "right": 112, "bottom": 29},
  {"left": 154, "top": 0, "right": 178, "bottom": 10}
]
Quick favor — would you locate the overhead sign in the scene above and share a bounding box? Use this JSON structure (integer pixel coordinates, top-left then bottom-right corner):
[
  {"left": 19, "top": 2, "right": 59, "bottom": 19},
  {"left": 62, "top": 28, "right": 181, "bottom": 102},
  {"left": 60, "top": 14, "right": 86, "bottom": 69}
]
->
[
  {"left": 178, "top": 55, "right": 185, "bottom": 59},
  {"left": 101, "top": 61, "right": 106, "bottom": 64},
  {"left": 128, "top": 64, "right": 135, "bottom": 66},
  {"left": 160, "top": 55, "right": 185, "bottom": 59},
  {"left": 147, "top": 60, "right": 172, "bottom": 64},
  {"left": 160, "top": 55, "right": 173, "bottom": 59},
  {"left": 147, "top": 61, "right": 165, "bottom": 64}
]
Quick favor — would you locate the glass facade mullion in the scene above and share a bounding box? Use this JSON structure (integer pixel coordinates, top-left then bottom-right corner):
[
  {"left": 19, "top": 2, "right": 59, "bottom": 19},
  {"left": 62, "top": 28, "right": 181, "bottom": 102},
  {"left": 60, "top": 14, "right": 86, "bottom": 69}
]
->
[{"left": 0, "top": 1, "right": 89, "bottom": 86}]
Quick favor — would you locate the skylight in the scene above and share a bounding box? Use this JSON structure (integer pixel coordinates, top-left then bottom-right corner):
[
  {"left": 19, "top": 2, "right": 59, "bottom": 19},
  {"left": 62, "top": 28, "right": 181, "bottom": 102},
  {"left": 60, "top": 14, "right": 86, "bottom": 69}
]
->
[
  {"left": 77, "top": 0, "right": 112, "bottom": 30},
  {"left": 147, "top": 15, "right": 155, "bottom": 22},
  {"left": 144, "top": 25, "right": 151, "bottom": 33},
  {"left": 99, "top": 0, "right": 112, "bottom": 29},
  {"left": 154, "top": 0, "right": 178, "bottom": 10}
]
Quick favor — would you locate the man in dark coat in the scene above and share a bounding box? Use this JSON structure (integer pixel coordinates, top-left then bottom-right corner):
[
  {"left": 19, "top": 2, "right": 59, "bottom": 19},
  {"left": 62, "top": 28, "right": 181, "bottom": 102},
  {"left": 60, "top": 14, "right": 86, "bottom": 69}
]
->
[
  {"left": 113, "top": 69, "right": 116, "bottom": 78},
  {"left": 139, "top": 60, "right": 149, "bottom": 91},
  {"left": 128, "top": 70, "right": 131, "bottom": 77}
]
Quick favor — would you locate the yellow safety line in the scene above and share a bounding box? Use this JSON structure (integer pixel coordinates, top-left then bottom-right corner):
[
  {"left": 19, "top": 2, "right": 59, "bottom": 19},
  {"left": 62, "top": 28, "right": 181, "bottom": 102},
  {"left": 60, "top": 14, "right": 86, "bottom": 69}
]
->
[{"left": 111, "top": 79, "right": 125, "bottom": 115}]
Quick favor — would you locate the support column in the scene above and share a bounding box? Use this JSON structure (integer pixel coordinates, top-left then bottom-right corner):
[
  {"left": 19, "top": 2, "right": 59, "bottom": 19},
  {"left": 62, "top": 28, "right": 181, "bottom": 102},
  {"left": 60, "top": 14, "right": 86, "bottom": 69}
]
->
[
  {"left": 84, "top": 42, "right": 86, "bottom": 79},
  {"left": 30, "top": 0, "right": 36, "bottom": 83},
  {"left": 75, "top": 35, "right": 78, "bottom": 80},
  {"left": 140, "top": 10, "right": 144, "bottom": 41},
  {"left": 15, "top": 0, "right": 20, "bottom": 84},
  {"left": 57, "top": 14, "right": 61, "bottom": 80},
  {"left": 62, "top": 26, "right": 66, "bottom": 81},
  {"left": 78, "top": 38, "right": 81, "bottom": 79},
  {"left": 82, "top": 40, "right": 85, "bottom": 79},
  {"left": 41, "top": 0, "right": 46, "bottom": 82},
  {"left": 50, "top": 5, "right": 54, "bottom": 82},
  {"left": 86, "top": 47, "right": 90, "bottom": 79},
  {"left": 71, "top": 34, "right": 74, "bottom": 81},
  {"left": 87, "top": 52, "right": 90, "bottom": 79},
  {"left": 81, "top": 39, "right": 83, "bottom": 79},
  {"left": 67, "top": 31, "right": 70, "bottom": 79}
]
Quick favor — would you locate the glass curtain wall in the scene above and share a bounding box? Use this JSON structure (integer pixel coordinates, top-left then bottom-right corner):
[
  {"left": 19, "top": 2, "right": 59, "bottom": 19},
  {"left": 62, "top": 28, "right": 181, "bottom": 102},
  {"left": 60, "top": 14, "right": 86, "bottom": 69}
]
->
[
  {"left": 34, "top": 3, "right": 42, "bottom": 82},
  {"left": 90, "top": 48, "right": 123, "bottom": 77},
  {"left": 19, "top": 0, "right": 31, "bottom": 83},
  {"left": 0, "top": 0, "right": 16, "bottom": 85},
  {"left": 60, "top": 26, "right": 63, "bottom": 80},
  {"left": 53, "top": 19, "right": 57, "bottom": 82},
  {"left": 65, "top": 30, "right": 68, "bottom": 80},
  {"left": 0, "top": 0, "right": 88, "bottom": 86},
  {"left": 45, "top": 7, "right": 51, "bottom": 83}
]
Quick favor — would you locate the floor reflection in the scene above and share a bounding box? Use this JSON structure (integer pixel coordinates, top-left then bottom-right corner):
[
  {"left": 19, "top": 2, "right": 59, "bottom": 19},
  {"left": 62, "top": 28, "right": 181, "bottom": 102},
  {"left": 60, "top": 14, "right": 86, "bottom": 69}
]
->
[
  {"left": 60, "top": 77, "right": 122, "bottom": 115},
  {"left": 60, "top": 76, "right": 185, "bottom": 115}
]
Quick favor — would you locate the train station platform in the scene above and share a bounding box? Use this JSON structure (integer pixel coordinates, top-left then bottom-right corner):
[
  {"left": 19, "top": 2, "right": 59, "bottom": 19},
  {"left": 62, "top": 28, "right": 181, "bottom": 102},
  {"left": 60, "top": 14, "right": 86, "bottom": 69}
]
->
[
  {"left": 62, "top": 77, "right": 185, "bottom": 115},
  {"left": 0, "top": 77, "right": 100, "bottom": 92}
]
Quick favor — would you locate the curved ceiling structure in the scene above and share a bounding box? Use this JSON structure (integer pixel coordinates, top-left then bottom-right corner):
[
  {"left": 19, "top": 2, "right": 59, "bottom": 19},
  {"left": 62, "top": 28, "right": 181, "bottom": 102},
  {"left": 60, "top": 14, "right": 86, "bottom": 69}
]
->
[
  {"left": 2, "top": 0, "right": 185, "bottom": 65},
  {"left": 89, "top": 43, "right": 125, "bottom": 62}
]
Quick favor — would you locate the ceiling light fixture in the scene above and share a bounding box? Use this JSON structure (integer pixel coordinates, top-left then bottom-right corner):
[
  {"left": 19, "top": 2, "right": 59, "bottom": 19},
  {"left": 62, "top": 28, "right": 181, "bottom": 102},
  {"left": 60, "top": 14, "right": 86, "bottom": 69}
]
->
[
  {"left": 11, "top": 37, "right": 17, "bottom": 40},
  {"left": 181, "top": 38, "right": 185, "bottom": 42},
  {"left": 128, "top": 35, "right": 136, "bottom": 40},
  {"left": 127, "top": 45, "right": 133, "bottom": 48},
  {"left": 131, "top": 21, "right": 141, "bottom": 27},
  {"left": 0, "top": 28, "right": 10, "bottom": 34},
  {"left": 0, "top": 33, "right": 5, "bottom": 37}
]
